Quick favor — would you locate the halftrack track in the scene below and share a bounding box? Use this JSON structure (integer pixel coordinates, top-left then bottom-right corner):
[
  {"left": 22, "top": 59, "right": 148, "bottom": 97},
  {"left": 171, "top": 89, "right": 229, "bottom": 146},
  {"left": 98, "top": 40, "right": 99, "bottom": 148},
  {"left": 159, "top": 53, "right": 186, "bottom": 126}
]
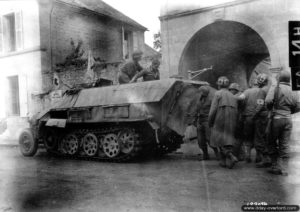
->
[{"left": 41, "top": 123, "right": 183, "bottom": 162}]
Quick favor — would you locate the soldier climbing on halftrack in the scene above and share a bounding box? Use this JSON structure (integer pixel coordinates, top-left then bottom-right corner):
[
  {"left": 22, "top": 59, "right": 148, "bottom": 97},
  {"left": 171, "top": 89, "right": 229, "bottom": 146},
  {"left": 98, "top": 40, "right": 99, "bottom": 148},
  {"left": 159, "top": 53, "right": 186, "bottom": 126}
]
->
[
  {"left": 118, "top": 50, "right": 143, "bottom": 84},
  {"left": 130, "top": 58, "right": 160, "bottom": 82}
]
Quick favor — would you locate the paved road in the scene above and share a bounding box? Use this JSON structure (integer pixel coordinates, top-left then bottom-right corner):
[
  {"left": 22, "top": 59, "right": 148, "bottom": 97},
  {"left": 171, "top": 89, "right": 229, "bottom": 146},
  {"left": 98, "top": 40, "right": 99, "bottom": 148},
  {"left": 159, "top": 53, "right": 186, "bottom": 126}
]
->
[{"left": 0, "top": 146, "right": 299, "bottom": 212}]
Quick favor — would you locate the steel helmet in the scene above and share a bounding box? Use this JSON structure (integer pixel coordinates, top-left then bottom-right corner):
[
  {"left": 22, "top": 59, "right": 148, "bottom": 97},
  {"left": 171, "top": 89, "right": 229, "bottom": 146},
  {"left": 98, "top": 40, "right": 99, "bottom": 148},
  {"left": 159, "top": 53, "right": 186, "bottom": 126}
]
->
[
  {"left": 132, "top": 50, "right": 143, "bottom": 59},
  {"left": 198, "top": 85, "right": 210, "bottom": 97},
  {"left": 152, "top": 58, "right": 160, "bottom": 65},
  {"left": 228, "top": 83, "right": 240, "bottom": 91},
  {"left": 257, "top": 73, "right": 268, "bottom": 87},
  {"left": 217, "top": 76, "right": 229, "bottom": 88},
  {"left": 279, "top": 71, "right": 290, "bottom": 83}
]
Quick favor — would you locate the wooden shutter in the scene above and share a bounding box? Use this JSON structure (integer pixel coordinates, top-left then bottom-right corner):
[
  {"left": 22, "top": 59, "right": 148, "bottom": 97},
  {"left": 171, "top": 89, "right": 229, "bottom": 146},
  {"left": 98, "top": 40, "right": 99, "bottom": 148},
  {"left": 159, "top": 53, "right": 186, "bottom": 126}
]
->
[{"left": 15, "top": 11, "right": 23, "bottom": 50}]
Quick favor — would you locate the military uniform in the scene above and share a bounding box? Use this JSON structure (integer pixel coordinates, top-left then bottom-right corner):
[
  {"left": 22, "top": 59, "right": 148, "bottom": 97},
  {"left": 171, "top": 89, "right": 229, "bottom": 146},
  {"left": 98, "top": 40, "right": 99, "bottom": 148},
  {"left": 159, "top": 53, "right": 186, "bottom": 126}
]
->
[
  {"left": 208, "top": 87, "right": 238, "bottom": 168},
  {"left": 265, "top": 77, "right": 300, "bottom": 175},
  {"left": 118, "top": 60, "right": 143, "bottom": 84},
  {"left": 195, "top": 86, "right": 218, "bottom": 160},
  {"left": 233, "top": 91, "right": 245, "bottom": 160},
  {"left": 239, "top": 86, "right": 269, "bottom": 163},
  {"left": 228, "top": 83, "right": 244, "bottom": 160},
  {"left": 132, "top": 65, "right": 160, "bottom": 82}
]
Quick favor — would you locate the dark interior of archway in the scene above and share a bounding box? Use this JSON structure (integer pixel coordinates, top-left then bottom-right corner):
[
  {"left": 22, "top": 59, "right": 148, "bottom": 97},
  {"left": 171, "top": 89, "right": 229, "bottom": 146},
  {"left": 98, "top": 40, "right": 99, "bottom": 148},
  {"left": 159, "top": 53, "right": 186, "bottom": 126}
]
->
[{"left": 179, "top": 21, "right": 270, "bottom": 90}]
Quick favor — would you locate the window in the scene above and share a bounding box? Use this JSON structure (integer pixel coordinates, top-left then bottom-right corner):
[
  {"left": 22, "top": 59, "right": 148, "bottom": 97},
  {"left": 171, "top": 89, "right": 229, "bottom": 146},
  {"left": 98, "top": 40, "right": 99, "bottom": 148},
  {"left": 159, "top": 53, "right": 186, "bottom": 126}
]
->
[
  {"left": 122, "top": 28, "right": 133, "bottom": 59},
  {"left": 0, "top": 11, "right": 23, "bottom": 53}
]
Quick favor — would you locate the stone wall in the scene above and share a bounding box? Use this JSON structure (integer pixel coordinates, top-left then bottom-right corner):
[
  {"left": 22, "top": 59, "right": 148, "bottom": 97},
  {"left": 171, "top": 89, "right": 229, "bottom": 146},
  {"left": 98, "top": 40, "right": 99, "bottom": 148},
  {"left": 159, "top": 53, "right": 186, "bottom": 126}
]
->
[{"left": 160, "top": 0, "right": 300, "bottom": 80}]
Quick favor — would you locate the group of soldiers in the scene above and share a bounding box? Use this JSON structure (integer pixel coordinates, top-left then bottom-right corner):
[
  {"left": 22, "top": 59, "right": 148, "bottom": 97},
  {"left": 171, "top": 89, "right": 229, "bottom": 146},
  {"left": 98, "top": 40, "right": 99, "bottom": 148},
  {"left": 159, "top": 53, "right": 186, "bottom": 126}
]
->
[
  {"left": 194, "top": 72, "right": 300, "bottom": 176},
  {"left": 117, "top": 50, "right": 299, "bottom": 176}
]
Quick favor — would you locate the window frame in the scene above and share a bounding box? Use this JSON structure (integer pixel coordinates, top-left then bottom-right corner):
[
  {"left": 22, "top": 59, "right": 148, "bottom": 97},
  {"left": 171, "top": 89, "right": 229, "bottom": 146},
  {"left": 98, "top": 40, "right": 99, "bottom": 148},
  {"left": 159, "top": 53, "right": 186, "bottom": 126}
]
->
[{"left": 0, "top": 10, "right": 23, "bottom": 54}]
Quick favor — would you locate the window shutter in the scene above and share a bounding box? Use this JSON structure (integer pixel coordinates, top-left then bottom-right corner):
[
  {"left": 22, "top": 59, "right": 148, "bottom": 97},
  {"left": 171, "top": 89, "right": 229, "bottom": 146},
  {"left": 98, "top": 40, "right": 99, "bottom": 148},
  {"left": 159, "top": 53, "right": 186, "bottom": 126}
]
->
[
  {"left": 0, "top": 16, "right": 3, "bottom": 53},
  {"left": 15, "top": 11, "right": 23, "bottom": 50}
]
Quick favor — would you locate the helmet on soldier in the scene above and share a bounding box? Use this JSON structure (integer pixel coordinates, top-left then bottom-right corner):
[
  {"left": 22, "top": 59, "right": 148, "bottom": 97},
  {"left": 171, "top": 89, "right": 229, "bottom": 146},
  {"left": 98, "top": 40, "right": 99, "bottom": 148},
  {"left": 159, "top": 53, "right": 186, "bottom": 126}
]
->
[
  {"left": 132, "top": 50, "right": 143, "bottom": 60},
  {"left": 152, "top": 58, "right": 160, "bottom": 69},
  {"left": 198, "top": 85, "right": 210, "bottom": 97},
  {"left": 279, "top": 71, "right": 290, "bottom": 83},
  {"left": 217, "top": 76, "right": 229, "bottom": 88},
  {"left": 257, "top": 73, "right": 268, "bottom": 87},
  {"left": 228, "top": 83, "right": 240, "bottom": 91}
]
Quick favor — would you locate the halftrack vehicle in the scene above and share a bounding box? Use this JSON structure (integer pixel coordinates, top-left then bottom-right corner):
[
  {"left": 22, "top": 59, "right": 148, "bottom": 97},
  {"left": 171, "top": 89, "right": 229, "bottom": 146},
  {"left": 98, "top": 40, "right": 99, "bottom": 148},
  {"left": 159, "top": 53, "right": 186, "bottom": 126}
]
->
[{"left": 19, "top": 79, "right": 206, "bottom": 162}]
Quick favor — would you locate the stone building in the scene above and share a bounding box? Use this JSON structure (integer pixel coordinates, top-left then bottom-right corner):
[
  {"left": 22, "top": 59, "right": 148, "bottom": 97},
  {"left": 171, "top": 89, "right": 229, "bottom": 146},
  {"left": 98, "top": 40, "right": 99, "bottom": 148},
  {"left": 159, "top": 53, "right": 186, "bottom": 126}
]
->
[
  {"left": 160, "top": 0, "right": 300, "bottom": 89},
  {"left": 0, "top": 0, "right": 147, "bottom": 140}
]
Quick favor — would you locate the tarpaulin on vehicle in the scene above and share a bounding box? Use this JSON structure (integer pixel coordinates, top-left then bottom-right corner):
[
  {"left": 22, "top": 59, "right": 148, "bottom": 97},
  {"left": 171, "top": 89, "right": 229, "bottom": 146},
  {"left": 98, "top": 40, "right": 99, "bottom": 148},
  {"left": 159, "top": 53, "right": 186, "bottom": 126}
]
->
[{"left": 52, "top": 79, "right": 179, "bottom": 109}]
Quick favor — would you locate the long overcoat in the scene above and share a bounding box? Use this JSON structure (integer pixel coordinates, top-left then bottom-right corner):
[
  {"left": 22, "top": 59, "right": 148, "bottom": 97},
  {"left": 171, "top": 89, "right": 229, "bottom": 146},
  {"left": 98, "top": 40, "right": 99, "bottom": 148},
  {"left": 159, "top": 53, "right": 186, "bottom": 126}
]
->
[{"left": 208, "top": 88, "right": 238, "bottom": 147}]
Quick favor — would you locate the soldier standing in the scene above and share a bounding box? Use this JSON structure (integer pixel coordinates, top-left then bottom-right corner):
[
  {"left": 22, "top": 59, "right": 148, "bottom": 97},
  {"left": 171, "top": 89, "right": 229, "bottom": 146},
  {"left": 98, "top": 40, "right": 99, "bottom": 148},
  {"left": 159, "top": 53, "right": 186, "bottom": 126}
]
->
[
  {"left": 265, "top": 71, "right": 300, "bottom": 176},
  {"left": 118, "top": 50, "right": 143, "bottom": 84},
  {"left": 208, "top": 76, "right": 238, "bottom": 169},
  {"left": 229, "top": 83, "right": 245, "bottom": 161},
  {"left": 238, "top": 74, "right": 269, "bottom": 164},
  {"left": 195, "top": 85, "right": 219, "bottom": 160}
]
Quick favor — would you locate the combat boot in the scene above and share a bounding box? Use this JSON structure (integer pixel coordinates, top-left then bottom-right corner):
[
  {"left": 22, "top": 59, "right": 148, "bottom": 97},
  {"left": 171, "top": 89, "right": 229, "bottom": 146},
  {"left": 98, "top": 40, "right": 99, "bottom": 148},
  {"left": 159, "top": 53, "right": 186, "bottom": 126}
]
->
[
  {"left": 255, "top": 150, "right": 263, "bottom": 163},
  {"left": 267, "top": 156, "right": 281, "bottom": 175},
  {"left": 238, "top": 147, "right": 245, "bottom": 161},
  {"left": 244, "top": 146, "right": 252, "bottom": 163},
  {"left": 277, "top": 158, "right": 288, "bottom": 176},
  {"left": 199, "top": 146, "right": 209, "bottom": 161},
  {"left": 256, "top": 154, "right": 272, "bottom": 168},
  {"left": 219, "top": 152, "right": 226, "bottom": 168},
  {"left": 212, "top": 147, "right": 219, "bottom": 160},
  {"left": 227, "top": 152, "right": 238, "bottom": 169}
]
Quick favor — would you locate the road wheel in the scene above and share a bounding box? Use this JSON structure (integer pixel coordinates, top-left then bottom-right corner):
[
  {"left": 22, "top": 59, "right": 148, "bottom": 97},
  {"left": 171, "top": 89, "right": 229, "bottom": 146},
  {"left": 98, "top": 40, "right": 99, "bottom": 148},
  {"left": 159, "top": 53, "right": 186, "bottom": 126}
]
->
[
  {"left": 19, "top": 128, "right": 38, "bottom": 157},
  {"left": 118, "top": 129, "right": 136, "bottom": 154},
  {"left": 102, "top": 133, "right": 120, "bottom": 158},
  {"left": 82, "top": 133, "right": 98, "bottom": 157},
  {"left": 43, "top": 128, "right": 59, "bottom": 151},
  {"left": 61, "top": 133, "right": 79, "bottom": 155}
]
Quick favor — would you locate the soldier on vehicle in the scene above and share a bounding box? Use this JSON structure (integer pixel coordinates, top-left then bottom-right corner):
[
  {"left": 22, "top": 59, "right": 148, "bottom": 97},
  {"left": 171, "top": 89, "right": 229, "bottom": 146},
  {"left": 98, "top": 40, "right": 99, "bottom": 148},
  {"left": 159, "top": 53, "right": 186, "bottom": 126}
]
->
[
  {"left": 229, "top": 83, "right": 245, "bottom": 161},
  {"left": 194, "top": 85, "right": 219, "bottom": 160},
  {"left": 238, "top": 74, "right": 270, "bottom": 164},
  {"left": 118, "top": 50, "right": 143, "bottom": 84},
  {"left": 130, "top": 58, "right": 160, "bottom": 82},
  {"left": 208, "top": 76, "right": 238, "bottom": 169},
  {"left": 265, "top": 71, "right": 300, "bottom": 176}
]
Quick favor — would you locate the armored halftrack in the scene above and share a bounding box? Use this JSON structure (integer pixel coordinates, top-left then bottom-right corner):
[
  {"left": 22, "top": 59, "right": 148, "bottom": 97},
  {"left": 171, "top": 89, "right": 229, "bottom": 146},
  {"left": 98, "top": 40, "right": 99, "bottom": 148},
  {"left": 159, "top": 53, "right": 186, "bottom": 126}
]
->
[{"left": 19, "top": 79, "right": 206, "bottom": 162}]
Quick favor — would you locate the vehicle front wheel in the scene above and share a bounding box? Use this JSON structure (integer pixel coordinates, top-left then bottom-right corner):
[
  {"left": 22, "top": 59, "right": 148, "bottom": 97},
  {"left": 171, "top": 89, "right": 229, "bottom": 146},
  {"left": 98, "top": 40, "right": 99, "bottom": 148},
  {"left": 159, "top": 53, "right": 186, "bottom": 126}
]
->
[{"left": 19, "top": 128, "right": 38, "bottom": 157}]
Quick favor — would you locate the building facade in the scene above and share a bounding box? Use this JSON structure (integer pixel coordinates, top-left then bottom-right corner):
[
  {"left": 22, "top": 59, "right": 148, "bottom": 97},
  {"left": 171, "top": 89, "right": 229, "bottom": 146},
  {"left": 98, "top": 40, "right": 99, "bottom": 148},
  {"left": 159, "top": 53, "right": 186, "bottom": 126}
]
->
[
  {"left": 0, "top": 0, "right": 147, "bottom": 140},
  {"left": 160, "top": 0, "right": 300, "bottom": 89}
]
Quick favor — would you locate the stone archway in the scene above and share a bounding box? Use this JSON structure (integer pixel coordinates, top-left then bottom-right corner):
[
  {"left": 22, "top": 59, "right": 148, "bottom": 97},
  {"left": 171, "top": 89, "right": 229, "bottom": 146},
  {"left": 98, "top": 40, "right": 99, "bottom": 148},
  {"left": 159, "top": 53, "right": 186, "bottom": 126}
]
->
[{"left": 179, "top": 20, "right": 271, "bottom": 90}]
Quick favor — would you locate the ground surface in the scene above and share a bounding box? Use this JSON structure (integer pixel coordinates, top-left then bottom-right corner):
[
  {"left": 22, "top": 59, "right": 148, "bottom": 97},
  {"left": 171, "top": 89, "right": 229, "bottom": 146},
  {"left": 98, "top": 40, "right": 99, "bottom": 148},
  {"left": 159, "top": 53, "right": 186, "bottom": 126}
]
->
[{"left": 0, "top": 145, "right": 299, "bottom": 212}]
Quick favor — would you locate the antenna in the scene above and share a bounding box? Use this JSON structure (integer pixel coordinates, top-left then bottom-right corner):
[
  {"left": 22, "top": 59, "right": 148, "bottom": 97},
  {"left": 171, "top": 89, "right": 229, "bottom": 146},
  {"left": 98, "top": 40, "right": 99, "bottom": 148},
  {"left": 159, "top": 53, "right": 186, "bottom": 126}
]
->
[{"left": 187, "top": 66, "right": 213, "bottom": 80}]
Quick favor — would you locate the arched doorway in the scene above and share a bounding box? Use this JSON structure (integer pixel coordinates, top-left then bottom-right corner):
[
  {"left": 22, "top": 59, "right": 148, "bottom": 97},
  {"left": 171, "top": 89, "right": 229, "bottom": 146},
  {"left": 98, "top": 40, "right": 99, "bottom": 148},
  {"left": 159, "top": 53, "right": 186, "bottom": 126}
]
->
[{"left": 179, "top": 21, "right": 271, "bottom": 90}]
